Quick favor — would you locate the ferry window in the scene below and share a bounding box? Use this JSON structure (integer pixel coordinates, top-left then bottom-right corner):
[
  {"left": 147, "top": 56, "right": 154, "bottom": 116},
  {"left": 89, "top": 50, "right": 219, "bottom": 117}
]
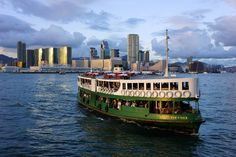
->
[
  {"left": 146, "top": 83, "right": 151, "bottom": 90},
  {"left": 109, "top": 82, "right": 114, "bottom": 88},
  {"left": 170, "top": 82, "right": 178, "bottom": 90},
  {"left": 104, "top": 81, "right": 108, "bottom": 88},
  {"left": 161, "top": 82, "right": 169, "bottom": 90},
  {"left": 139, "top": 83, "right": 144, "bottom": 90},
  {"left": 182, "top": 82, "right": 189, "bottom": 90},
  {"left": 128, "top": 83, "right": 132, "bottom": 90},
  {"left": 153, "top": 83, "right": 160, "bottom": 90},
  {"left": 122, "top": 83, "right": 126, "bottom": 90},
  {"left": 133, "top": 83, "right": 138, "bottom": 90},
  {"left": 98, "top": 81, "right": 103, "bottom": 87}
]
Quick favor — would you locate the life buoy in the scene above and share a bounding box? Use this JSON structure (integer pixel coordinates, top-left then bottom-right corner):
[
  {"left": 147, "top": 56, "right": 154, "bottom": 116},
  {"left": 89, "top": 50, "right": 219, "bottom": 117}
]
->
[
  {"left": 183, "top": 91, "right": 191, "bottom": 98},
  {"left": 151, "top": 91, "right": 155, "bottom": 97},
  {"left": 159, "top": 91, "right": 165, "bottom": 98},
  {"left": 175, "top": 91, "right": 182, "bottom": 97},
  {"left": 140, "top": 91, "right": 145, "bottom": 97},
  {"left": 166, "top": 91, "right": 173, "bottom": 98},
  {"left": 134, "top": 91, "right": 139, "bottom": 96},
  {"left": 138, "top": 91, "right": 142, "bottom": 96},
  {"left": 129, "top": 91, "right": 133, "bottom": 96}
]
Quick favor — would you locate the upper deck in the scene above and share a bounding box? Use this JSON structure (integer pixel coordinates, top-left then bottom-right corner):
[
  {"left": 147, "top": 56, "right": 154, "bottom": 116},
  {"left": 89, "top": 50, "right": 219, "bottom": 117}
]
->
[{"left": 78, "top": 72, "right": 200, "bottom": 99}]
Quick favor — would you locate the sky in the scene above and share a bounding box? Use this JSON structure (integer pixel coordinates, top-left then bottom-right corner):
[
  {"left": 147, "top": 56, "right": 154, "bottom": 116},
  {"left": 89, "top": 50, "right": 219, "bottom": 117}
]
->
[{"left": 0, "top": 0, "right": 236, "bottom": 66}]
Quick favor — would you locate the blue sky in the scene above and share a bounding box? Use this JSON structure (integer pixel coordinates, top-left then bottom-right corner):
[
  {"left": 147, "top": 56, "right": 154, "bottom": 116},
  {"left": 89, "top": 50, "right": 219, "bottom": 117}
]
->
[{"left": 0, "top": 0, "right": 236, "bottom": 66}]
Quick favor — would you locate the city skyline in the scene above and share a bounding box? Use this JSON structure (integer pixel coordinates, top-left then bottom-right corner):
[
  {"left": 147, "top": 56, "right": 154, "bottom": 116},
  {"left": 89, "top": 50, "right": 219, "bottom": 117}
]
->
[{"left": 0, "top": 0, "right": 236, "bottom": 66}]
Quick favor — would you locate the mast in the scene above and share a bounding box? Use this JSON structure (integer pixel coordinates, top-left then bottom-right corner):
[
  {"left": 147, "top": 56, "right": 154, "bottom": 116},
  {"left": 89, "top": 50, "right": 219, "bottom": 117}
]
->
[{"left": 164, "top": 29, "right": 169, "bottom": 78}]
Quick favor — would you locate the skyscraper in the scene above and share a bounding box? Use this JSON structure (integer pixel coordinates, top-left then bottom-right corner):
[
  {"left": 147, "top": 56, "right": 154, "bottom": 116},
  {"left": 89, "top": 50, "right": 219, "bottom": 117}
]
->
[
  {"left": 34, "top": 48, "right": 43, "bottom": 66},
  {"left": 144, "top": 50, "right": 150, "bottom": 63},
  {"left": 59, "top": 46, "right": 72, "bottom": 65},
  {"left": 90, "top": 47, "right": 98, "bottom": 59},
  {"left": 138, "top": 50, "right": 144, "bottom": 62},
  {"left": 111, "top": 49, "right": 119, "bottom": 58},
  {"left": 127, "top": 34, "right": 139, "bottom": 68},
  {"left": 17, "top": 41, "right": 26, "bottom": 67},
  {"left": 100, "top": 40, "right": 110, "bottom": 59},
  {"left": 26, "top": 49, "right": 35, "bottom": 68},
  {"left": 44, "top": 47, "right": 56, "bottom": 66}
]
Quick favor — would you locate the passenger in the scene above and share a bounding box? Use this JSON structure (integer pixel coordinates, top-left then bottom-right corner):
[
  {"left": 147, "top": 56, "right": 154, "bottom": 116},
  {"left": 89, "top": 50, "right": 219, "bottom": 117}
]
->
[
  {"left": 106, "top": 98, "right": 110, "bottom": 108},
  {"left": 125, "top": 101, "right": 129, "bottom": 106},
  {"left": 144, "top": 102, "right": 148, "bottom": 108},
  {"left": 117, "top": 101, "right": 122, "bottom": 110},
  {"left": 131, "top": 101, "right": 136, "bottom": 107}
]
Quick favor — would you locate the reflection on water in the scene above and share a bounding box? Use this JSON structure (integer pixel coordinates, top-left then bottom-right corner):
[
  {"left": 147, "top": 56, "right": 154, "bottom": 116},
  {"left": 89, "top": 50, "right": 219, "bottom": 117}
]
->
[{"left": 0, "top": 73, "right": 236, "bottom": 156}]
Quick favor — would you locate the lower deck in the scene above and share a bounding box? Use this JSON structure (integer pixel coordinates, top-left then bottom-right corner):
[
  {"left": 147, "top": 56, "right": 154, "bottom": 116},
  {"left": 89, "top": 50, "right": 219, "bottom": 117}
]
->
[{"left": 78, "top": 87, "right": 204, "bottom": 133}]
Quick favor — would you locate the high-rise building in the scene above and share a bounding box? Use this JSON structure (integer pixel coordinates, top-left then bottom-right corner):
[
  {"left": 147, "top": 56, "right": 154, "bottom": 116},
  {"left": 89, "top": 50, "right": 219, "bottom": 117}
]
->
[
  {"left": 111, "top": 49, "right": 119, "bottom": 58},
  {"left": 100, "top": 40, "right": 110, "bottom": 59},
  {"left": 144, "top": 50, "right": 150, "bottom": 63},
  {"left": 138, "top": 50, "right": 144, "bottom": 62},
  {"left": 26, "top": 49, "right": 35, "bottom": 68},
  {"left": 90, "top": 47, "right": 98, "bottom": 59},
  {"left": 44, "top": 47, "right": 57, "bottom": 66},
  {"left": 17, "top": 41, "right": 26, "bottom": 67},
  {"left": 59, "top": 46, "right": 72, "bottom": 65},
  {"left": 53, "top": 48, "right": 59, "bottom": 64},
  {"left": 34, "top": 48, "right": 43, "bottom": 66},
  {"left": 127, "top": 34, "right": 139, "bottom": 68}
]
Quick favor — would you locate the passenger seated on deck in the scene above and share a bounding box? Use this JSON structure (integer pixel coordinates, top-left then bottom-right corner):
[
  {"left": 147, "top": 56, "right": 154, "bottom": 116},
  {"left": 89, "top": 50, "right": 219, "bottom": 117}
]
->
[
  {"left": 174, "top": 102, "right": 182, "bottom": 114},
  {"left": 117, "top": 101, "right": 122, "bottom": 110},
  {"left": 131, "top": 101, "right": 136, "bottom": 107},
  {"left": 125, "top": 101, "right": 130, "bottom": 106},
  {"left": 106, "top": 98, "right": 110, "bottom": 107}
]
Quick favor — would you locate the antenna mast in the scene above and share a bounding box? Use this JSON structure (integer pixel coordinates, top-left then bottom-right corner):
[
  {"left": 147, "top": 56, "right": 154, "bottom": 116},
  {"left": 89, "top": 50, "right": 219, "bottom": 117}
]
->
[{"left": 164, "top": 29, "right": 169, "bottom": 77}]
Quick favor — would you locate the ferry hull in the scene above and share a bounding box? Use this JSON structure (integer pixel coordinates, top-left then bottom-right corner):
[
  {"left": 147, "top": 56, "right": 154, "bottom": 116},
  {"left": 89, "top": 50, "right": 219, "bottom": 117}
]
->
[{"left": 78, "top": 89, "right": 204, "bottom": 134}]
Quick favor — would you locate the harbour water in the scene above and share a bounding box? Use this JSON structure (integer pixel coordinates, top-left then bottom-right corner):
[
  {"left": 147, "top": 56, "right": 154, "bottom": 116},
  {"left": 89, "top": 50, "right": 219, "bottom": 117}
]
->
[{"left": 0, "top": 73, "right": 236, "bottom": 157}]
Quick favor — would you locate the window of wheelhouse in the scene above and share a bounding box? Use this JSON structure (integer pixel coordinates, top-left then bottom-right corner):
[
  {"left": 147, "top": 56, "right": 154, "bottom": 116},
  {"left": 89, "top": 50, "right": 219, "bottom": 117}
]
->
[
  {"left": 127, "top": 83, "right": 132, "bottom": 90},
  {"left": 153, "top": 83, "right": 160, "bottom": 90},
  {"left": 170, "top": 82, "right": 178, "bottom": 90},
  {"left": 122, "top": 83, "right": 126, "bottom": 90},
  {"left": 139, "top": 83, "right": 144, "bottom": 90},
  {"left": 146, "top": 83, "right": 151, "bottom": 90},
  {"left": 182, "top": 82, "right": 189, "bottom": 90},
  {"left": 161, "top": 82, "right": 169, "bottom": 90},
  {"left": 133, "top": 83, "right": 138, "bottom": 90}
]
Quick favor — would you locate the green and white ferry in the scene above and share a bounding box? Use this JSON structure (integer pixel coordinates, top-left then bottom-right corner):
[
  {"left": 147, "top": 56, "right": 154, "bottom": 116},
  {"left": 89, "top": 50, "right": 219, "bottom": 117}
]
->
[{"left": 77, "top": 30, "right": 205, "bottom": 134}]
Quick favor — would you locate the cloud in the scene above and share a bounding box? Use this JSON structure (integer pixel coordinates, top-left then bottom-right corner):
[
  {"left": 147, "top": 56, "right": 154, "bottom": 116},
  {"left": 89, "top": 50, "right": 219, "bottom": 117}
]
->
[
  {"left": 151, "top": 28, "right": 236, "bottom": 58},
  {"left": 184, "top": 9, "right": 211, "bottom": 20},
  {"left": 224, "top": 0, "right": 236, "bottom": 8},
  {"left": 2, "top": 0, "right": 112, "bottom": 30},
  {"left": 207, "top": 16, "right": 236, "bottom": 46},
  {"left": 124, "top": 18, "right": 145, "bottom": 27},
  {"left": 0, "top": 14, "right": 86, "bottom": 53},
  {"left": 166, "top": 16, "right": 199, "bottom": 29}
]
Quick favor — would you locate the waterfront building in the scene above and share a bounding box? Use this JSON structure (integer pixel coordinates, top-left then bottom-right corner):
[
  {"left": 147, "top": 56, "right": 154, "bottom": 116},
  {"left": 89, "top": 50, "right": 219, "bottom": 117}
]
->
[
  {"left": 111, "top": 49, "right": 119, "bottom": 58},
  {"left": 90, "top": 58, "right": 122, "bottom": 71},
  {"left": 59, "top": 46, "right": 72, "bottom": 65},
  {"left": 72, "top": 59, "right": 90, "bottom": 68},
  {"left": 34, "top": 48, "right": 43, "bottom": 66},
  {"left": 44, "top": 47, "right": 57, "bottom": 66},
  {"left": 144, "top": 50, "right": 150, "bottom": 63},
  {"left": 138, "top": 50, "right": 144, "bottom": 62},
  {"left": 90, "top": 47, "right": 99, "bottom": 59},
  {"left": 17, "top": 41, "right": 26, "bottom": 67},
  {"left": 26, "top": 49, "right": 35, "bottom": 68},
  {"left": 100, "top": 40, "right": 110, "bottom": 59},
  {"left": 127, "top": 34, "right": 139, "bottom": 68},
  {"left": 149, "top": 60, "right": 166, "bottom": 72}
]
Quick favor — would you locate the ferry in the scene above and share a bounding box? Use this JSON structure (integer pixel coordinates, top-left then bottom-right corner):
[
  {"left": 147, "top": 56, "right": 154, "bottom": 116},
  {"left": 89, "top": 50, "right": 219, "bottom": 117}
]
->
[{"left": 77, "top": 30, "right": 205, "bottom": 134}]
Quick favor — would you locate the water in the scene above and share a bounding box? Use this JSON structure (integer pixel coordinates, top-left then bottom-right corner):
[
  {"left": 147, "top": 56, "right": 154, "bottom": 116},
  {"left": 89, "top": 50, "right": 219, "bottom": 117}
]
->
[{"left": 0, "top": 73, "right": 235, "bottom": 157}]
